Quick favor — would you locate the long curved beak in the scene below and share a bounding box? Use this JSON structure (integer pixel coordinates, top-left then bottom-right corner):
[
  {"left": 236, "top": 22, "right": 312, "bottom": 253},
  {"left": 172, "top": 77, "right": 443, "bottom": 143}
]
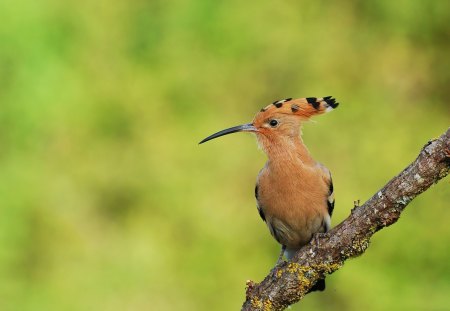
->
[{"left": 199, "top": 123, "right": 256, "bottom": 144}]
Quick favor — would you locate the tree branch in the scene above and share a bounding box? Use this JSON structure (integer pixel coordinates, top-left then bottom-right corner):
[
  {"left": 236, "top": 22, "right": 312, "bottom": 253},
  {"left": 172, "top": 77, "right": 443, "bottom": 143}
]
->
[{"left": 242, "top": 128, "right": 450, "bottom": 311}]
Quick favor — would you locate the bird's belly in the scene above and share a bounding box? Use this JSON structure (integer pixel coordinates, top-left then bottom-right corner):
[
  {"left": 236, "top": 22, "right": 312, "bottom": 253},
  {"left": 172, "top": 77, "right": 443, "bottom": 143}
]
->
[{"left": 258, "top": 185, "right": 328, "bottom": 248}]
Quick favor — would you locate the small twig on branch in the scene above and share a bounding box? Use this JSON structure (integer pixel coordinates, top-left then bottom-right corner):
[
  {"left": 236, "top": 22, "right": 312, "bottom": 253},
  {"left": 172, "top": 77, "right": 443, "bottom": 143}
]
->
[{"left": 242, "top": 128, "right": 450, "bottom": 311}]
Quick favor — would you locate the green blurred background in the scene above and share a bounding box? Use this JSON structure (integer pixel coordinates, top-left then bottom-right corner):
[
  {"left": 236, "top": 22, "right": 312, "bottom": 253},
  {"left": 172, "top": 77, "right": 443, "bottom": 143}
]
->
[{"left": 0, "top": 0, "right": 449, "bottom": 310}]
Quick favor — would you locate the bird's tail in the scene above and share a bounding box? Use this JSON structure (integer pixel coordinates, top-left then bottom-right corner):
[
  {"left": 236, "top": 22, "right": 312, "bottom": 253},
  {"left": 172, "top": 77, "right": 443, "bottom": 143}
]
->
[{"left": 308, "top": 279, "right": 326, "bottom": 292}]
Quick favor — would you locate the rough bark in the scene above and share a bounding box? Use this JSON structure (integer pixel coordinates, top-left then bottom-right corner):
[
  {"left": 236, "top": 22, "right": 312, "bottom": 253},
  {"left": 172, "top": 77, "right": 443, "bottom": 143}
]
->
[{"left": 242, "top": 128, "right": 450, "bottom": 311}]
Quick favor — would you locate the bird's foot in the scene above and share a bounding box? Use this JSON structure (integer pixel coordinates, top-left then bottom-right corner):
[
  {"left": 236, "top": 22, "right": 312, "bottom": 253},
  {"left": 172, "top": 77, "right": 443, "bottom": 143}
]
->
[{"left": 313, "top": 232, "right": 327, "bottom": 249}]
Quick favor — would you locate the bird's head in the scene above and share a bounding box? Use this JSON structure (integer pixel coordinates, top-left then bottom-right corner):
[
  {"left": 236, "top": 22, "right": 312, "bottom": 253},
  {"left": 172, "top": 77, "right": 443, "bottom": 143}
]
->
[{"left": 199, "top": 97, "right": 339, "bottom": 147}]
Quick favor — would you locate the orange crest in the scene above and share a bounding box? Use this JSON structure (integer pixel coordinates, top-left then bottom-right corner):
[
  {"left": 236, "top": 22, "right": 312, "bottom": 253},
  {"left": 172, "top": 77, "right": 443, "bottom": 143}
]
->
[{"left": 255, "top": 97, "right": 338, "bottom": 122}]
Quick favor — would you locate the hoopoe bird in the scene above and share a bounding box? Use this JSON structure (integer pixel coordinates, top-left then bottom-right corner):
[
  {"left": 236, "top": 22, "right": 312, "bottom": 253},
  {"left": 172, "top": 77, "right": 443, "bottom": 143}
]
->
[{"left": 200, "top": 97, "right": 338, "bottom": 291}]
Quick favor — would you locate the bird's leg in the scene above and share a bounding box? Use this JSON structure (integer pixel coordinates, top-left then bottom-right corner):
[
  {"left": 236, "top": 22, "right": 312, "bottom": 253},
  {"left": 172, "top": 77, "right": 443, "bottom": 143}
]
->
[{"left": 276, "top": 245, "right": 286, "bottom": 264}]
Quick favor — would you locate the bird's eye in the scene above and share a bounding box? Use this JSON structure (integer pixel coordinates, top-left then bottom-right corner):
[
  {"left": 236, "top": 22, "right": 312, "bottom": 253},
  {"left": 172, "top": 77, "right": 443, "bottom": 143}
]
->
[{"left": 269, "top": 119, "right": 279, "bottom": 127}]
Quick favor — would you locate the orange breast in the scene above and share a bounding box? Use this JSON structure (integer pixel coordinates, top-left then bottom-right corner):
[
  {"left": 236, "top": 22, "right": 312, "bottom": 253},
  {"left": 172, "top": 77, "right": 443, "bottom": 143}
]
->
[{"left": 256, "top": 161, "right": 329, "bottom": 248}]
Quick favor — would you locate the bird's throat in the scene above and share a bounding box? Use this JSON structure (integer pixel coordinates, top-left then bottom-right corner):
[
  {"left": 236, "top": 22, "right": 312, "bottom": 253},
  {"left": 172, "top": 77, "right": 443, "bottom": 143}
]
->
[{"left": 258, "top": 135, "right": 315, "bottom": 167}]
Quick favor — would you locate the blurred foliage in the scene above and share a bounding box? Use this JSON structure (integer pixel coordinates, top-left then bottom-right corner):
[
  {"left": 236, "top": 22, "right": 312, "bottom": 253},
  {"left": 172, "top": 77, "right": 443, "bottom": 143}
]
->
[{"left": 0, "top": 0, "right": 449, "bottom": 310}]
